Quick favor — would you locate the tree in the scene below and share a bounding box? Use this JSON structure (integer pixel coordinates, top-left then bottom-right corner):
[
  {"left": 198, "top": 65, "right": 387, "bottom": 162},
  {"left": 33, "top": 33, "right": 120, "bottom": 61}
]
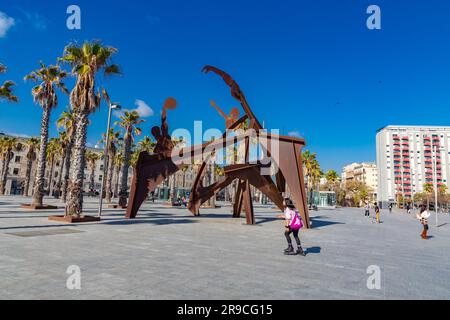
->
[
  {"left": 302, "top": 150, "right": 318, "bottom": 205},
  {"left": 0, "top": 63, "right": 18, "bottom": 103},
  {"left": 344, "top": 180, "right": 372, "bottom": 207},
  {"left": 23, "top": 137, "right": 40, "bottom": 196},
  {"left": 423, "top": 183, "right": 434, "bottom": 209},
  {"left": 54, "top": 131, "right": 69, "bottom": 198},
  {"left": 98, "top": 128, "right": 122, "bottom": 203},
  {"left": 60, "top": 41, "right": 120, "bottom": 216},
  {"left": 137, "top": 136, "right": 156, "bottom": 154},
  {"left": 325, "top": 170, "right": 339, "bottom": 190},
  {"left": 115, "top": 111, "right": 144, "bottom": 207},
  {"left": 85, "top": 150, "right": 100, "bottom": 191},
  {"left": 24, "top": 62, "right": 68, "bottom": 207},
  {"left": 113, "top": 152, "right": 124, "bottom": 198},
  {"left": 0, "top": 137, "right": 22, "bottom": 195},
  {"left": 57, "top": 107, "right": 76, "bottom": 201},
  {"left": 46, "top": 138, "right": 62, "bottom": 196}
]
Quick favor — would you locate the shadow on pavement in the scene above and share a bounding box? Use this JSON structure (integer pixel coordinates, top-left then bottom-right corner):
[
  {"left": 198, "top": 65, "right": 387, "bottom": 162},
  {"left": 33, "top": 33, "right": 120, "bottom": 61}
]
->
[
  {"left": 305, "top": 246, "right": 321, "bottom": 254},
  {"left": 102, "top": 218, "right": 198, "bottom": 226},
  {"left": 310, "top": 218, "right": 344, "bottom": 229}
]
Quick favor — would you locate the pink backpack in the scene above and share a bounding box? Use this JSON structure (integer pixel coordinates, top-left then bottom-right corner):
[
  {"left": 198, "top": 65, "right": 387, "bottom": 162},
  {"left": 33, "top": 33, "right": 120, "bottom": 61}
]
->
[{"left": 290, "top": 210, "right": 303, "bottom": 230}]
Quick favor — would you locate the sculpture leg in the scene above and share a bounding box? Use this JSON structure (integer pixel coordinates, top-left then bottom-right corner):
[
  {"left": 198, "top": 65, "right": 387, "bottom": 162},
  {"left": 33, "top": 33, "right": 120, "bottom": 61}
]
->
[
  {"left": 233, "top": 180, "right": 245, "bottom": 218},
  {"left": 242, "top": 180, "right": 255, "bottom": 225}
]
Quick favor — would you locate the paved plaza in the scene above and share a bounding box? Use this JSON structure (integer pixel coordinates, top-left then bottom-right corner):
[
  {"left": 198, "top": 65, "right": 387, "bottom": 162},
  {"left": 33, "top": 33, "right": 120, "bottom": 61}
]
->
[{"left": 0, "top": 195, "right": 449, "bottom": 300}]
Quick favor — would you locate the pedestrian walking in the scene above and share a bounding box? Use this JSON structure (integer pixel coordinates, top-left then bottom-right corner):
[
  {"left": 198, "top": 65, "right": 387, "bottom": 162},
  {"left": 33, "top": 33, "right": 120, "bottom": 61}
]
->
[
  {"left": 364, "top": 203, "right": 370, "bottom": 217},
  {"left": 374, "top": 202, "right": 381, "bottom": 223},
  {"left": 389, "top": 203, "right": 393, "bottom": 213},
  {"left": 416, "top": 206, "right": 431, "bottom": 240}
]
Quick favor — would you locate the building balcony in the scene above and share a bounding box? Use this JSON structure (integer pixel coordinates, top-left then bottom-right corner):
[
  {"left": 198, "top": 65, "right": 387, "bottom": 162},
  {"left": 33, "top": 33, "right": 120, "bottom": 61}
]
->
[{"left": 424, "top": 142, "right": 431, "bottom": 146}]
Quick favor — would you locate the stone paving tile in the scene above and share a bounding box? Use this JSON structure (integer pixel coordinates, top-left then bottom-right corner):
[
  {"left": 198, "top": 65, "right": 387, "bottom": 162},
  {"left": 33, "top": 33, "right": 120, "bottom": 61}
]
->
[{"left": 1, "top": 195, "right": 450, "bottom": 299}]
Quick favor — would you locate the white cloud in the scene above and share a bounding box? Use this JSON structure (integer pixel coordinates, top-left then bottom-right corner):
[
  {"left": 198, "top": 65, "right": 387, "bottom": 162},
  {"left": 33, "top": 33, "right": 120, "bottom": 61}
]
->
[
  {"left": 0, "top": 12, "right": 15, "bottom": 37},
  {"left": 134, "top": 99, "right": 154, "bottom": 117},
  {"left": 114, "top": 99, "right": 154, "bottom": 118}
]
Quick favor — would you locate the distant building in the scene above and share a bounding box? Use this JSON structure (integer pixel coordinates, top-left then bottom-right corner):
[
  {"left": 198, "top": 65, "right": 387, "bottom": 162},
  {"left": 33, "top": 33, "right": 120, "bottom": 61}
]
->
[
  {"left": 376, "top": 125, "right": 450, "bottom": 207},
  {"left": 341, "top": 162, "right": 378, "bottom": 201}
]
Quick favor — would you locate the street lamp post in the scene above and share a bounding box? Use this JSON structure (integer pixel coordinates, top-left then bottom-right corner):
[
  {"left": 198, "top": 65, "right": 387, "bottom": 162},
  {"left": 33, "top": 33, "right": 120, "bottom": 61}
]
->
[{"left": 98, "top": 88, "right": 121, "bottom": 218}]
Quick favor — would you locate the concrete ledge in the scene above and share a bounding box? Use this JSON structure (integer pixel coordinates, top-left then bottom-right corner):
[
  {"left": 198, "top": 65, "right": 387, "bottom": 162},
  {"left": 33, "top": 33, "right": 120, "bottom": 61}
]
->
[{"left": 48, "top": 215, "right": 101, "bottom": 223}]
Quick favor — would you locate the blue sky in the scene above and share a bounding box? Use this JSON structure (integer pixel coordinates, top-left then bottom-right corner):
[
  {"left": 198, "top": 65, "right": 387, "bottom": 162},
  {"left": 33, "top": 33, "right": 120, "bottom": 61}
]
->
[{"left": 1, "top": 0, "right": 450, "bottom": 172}]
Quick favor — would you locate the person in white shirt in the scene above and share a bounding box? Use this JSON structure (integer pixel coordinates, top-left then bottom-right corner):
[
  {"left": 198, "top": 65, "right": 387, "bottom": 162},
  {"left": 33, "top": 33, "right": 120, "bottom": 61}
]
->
[{"left": 416, "top": 206, "right": 431, "bottom": 239}]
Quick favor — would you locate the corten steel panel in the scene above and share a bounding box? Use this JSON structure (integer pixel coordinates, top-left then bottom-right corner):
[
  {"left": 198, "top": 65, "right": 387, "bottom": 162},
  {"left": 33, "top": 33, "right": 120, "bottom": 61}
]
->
[
  {"left": 125, "top": 152, "right": 180, "bottom": 219},
  {"left": 258, "top": 136, "right": 310, "bottom": 228}
]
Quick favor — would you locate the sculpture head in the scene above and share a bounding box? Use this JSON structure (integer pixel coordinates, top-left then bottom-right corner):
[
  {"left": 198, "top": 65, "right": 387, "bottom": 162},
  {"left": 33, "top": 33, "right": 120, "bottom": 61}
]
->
[
  {"left": 164, "top": 97, "right": 177, "bottom": 111},
  {"left": 229, "top": 107, "right": 240, "bottom": 120}
]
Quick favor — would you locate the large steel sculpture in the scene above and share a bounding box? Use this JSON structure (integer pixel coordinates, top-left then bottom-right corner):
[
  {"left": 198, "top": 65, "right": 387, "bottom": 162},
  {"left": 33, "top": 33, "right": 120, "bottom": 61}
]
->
[{"left": 125, "top": 66, "right": 310, "bottom": 228}]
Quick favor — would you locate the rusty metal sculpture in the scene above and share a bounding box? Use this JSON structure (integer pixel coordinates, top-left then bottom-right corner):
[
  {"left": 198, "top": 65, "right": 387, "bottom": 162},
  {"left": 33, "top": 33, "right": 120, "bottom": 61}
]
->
[{"left": 125, "top": 66, "right": 310, "bottom": 228}]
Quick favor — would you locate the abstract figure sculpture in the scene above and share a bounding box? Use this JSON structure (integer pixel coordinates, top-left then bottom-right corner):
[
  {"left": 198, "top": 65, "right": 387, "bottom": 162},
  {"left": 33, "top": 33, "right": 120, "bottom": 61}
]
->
[{"left": 125, "top": 66, "right": 310, "bottom": 228}]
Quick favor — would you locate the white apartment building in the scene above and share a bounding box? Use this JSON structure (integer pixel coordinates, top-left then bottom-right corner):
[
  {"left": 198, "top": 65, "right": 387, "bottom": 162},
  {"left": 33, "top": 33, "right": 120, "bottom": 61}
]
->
[
  {"left": 376, "top": 125, "right": 450, "bottom": 207},
  {"left": 341, "top": 162, "right": 378, "bottom": 200}
]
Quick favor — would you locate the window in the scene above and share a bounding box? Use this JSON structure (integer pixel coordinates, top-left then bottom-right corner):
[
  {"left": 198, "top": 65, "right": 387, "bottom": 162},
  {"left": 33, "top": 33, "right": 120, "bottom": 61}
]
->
[
  {"left": 99, "top": 175, "right": 103, "bottom": 181},
  {"left": 13, "top": 168, "right": 19, "bottom": 175},
  {"left": 100, "top": 165, "right": 104, "bottom": 170},
  {"left": 15, "top": 156, "right": 21, "bottom": 163}
]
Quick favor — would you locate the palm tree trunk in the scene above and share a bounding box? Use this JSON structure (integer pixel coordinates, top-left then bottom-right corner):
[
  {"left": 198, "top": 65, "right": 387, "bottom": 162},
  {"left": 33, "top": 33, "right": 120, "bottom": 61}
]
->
[
  {"left": 48, "top": 159, "right": 55, "bottom": 196},
  {"left": 89, "top": 166, "right": 95, "bottom": 191},
  {"left": 66, "top": 110, "right": 88, "bottom": 217},
  {"left": 0, "top": 152, "right": 12, "bottom": 195},
  {"left": 32, "top": 106, "right": 51, "bottom": 206},
  {"left": 61, "top": 138, "right": 73, "bottom": 202},
  {"left": 24, "top": 158, "right": 33, "bottom": 196},
  {"left": 113, "top": 165, "right": 120, "bottom": 198},
  {"left": 55, "top": 153, "right": 65, "bottom": 198},
  {"left": 118, "top": 133, "right": 132, "bottom": 207},
  {"left": 105, "top": 154, "right": 114, "bottom": 203}
]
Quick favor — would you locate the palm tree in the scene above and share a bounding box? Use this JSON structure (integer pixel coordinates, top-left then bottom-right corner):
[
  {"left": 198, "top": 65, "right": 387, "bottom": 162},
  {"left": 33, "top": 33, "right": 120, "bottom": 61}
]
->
[
  {"left": 99, "top": 128, "right": 121, "bottom": 203},
  {"left": 115, "top": 111, "right": 144, "bottom": 207},
  {"left": 423, "top": 183, "right": 434, "bottom": 210},
  {"left": 54, "top": 131, "right": 68, "bottom": 198},
  {"left": 302, "top": 150, "right": 316, "bottom": 190},
  {"left": 325, "top": 169, "right": 339, "bottom": 191},
  {"left": 113, "top": 152, "right": 124, "bottom": 198},
  {"left": 46, "top": 138, "right": 62, "bottom": 196},
  {"left": 0, "top": 137, "right": 22, "bottom": 195},
  {"left": 56, "top": 107, "right": 76, "bottom": 201},
  {"left": 24, "top": 137, "right": 40, "bottom": 196},
  {"left": 85, "top": 150, "right": 100, "bottom": 191},
  {"left": 24, "top": 63, "right": 68, "bottom": 207},
  {"left": 59, "top": 41, "right": 120, "bottom": 216},
  {"left": 0, "top": 63, "right": 18, "bottom": 103},
  {"left": 137, "top": 136, "right": 156, "bottom": 154},
  {"left": 302, "top": 150, "right": 319, "bottom": 206}
]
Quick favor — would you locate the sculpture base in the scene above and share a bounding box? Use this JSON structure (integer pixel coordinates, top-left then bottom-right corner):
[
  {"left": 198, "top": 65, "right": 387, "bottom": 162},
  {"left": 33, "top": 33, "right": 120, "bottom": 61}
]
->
[
  {"left": 48, "top": 215, "right": 101, "bottom": 223},
  {"left": 21, "top": 204, "right": 58, "bottom": 210}
]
